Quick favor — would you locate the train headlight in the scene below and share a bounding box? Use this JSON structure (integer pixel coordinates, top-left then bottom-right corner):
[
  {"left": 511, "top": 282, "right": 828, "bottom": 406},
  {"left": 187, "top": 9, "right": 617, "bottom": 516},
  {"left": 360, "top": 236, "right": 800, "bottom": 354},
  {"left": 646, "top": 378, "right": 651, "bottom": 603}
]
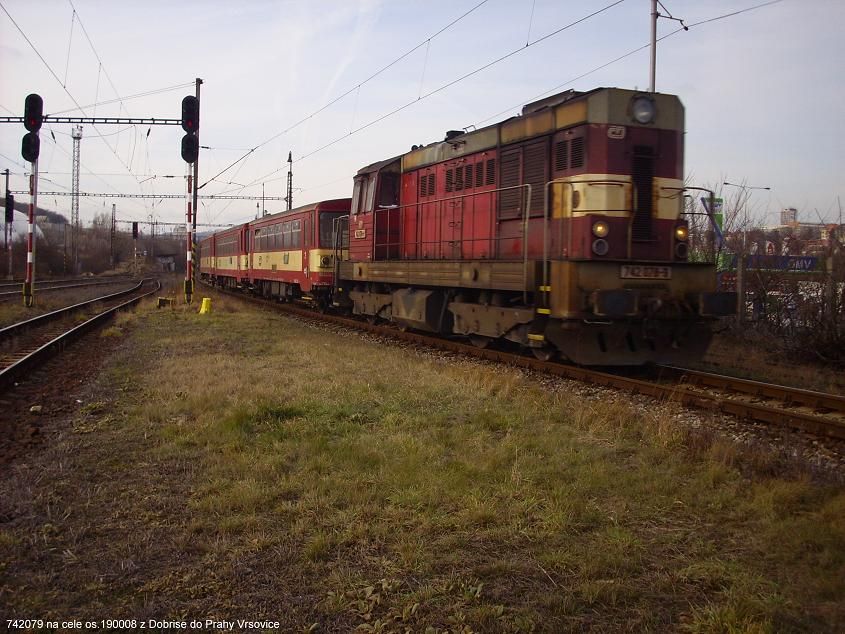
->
[
  {"left": 631, "top": 96, "right": 656, "bottom": 124},
  {"left": 319, "top": 255, "right": 332, "bottom": 267},
  {"left": 592, "top": 220, "right": 610, "bottom": 238},
  {"left": 675, "top": 225, "right": 688, "bottom": 241},
  {"left": 592, "top": 238, "right": 609, "bottom": 256}
]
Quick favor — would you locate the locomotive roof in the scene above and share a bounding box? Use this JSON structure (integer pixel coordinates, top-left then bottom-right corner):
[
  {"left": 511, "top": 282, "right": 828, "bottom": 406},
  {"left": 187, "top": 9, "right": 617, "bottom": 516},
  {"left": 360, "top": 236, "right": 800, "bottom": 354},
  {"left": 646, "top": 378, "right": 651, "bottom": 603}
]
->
[{"left": 399, "top": 86, "right": 683, "bottom": 173}]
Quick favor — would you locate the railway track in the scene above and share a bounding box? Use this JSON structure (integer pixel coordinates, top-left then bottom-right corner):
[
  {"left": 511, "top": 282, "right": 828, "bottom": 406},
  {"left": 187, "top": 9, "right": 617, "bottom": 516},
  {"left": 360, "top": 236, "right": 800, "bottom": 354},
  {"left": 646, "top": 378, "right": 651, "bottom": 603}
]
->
[
  {"left": 207, "top": 283, "right": 845, "bottom": 442},
  {"left": 0, "top": 278, "right": 160, "bottom": 392},
  {"left": 0, "top": 276, "right": 134, "bottom": 301}
]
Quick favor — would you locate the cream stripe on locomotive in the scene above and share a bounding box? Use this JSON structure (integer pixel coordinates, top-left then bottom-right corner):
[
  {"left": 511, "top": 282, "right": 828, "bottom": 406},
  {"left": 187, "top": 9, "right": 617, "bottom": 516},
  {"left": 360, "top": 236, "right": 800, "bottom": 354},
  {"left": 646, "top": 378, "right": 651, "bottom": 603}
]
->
[{"left": 550, "top": 174, "right": 683, "bottom": 220}]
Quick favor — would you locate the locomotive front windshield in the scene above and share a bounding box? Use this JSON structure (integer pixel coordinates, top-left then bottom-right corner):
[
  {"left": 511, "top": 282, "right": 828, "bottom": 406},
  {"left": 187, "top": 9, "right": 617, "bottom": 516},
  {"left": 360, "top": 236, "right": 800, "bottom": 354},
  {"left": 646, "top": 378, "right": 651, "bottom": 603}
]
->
[{"left": 319, "top": 212, "right": 345, "bottom": 247}]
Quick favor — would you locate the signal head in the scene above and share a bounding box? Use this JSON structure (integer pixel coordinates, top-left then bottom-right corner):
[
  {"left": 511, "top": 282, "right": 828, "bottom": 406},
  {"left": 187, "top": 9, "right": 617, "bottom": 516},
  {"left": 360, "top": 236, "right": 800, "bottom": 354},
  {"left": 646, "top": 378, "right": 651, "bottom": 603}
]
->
[
  {"left": 4, "top": 193, "right": 13, "bottom": 224},
  {"left": 22, "top": 132, "right": 40, "bottom": 162},
  {"left": 181, "top": 95, "right": 200, "bottom": 133},
  {"left": 24, "top": 93, "right": 44, "bottom": 132},
  {"left": 181, "top": 133, "right": 199, "bottom": 163}
]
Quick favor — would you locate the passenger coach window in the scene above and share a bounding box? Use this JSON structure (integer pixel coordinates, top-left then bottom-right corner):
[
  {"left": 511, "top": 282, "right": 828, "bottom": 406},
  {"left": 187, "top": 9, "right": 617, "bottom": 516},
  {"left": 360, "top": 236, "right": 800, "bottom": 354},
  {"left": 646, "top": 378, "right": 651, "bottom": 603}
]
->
[
  {"left": 319, "top": 212, "right": 343, "bottom": 247},
  {"left": 291, "top": 220, "right": 302, "bottom": 248},
  {"left": 282, "top": 222, "right": 291, "bottom": 248}
]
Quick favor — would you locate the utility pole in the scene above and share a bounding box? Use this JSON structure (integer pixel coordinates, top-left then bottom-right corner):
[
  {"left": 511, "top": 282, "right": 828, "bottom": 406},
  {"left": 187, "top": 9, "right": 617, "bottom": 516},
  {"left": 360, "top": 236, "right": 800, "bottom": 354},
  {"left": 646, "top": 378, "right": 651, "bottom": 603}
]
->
[
  {"left": 262, "top": 182, "right": 266, "bottom": 217},
  {"left": 110, "top": 203, "right": 116, "bottom": 267},
  {"left": 649, "top": 0, "right": 657, "bottom": 92},
  {"left": 4, "top": 168, "right": 11, "bottom": 280},
  {"left": 286, "top": 151, "right": 293, "bottom": 211},
  {"left": 71, "top": 125, "right": 82, "bottom": 273},
  {"left": 192, "top": 77, "right": 202, "bottom": 291},
  {"left": 23, "top": 157, "right": 38, "bottom": 306}
]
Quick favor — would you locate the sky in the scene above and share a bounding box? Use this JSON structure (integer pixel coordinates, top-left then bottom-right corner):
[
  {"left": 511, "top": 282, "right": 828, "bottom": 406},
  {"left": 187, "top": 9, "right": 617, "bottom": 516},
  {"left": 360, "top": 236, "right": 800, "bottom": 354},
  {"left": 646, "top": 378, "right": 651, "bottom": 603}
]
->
[{"left": 1, "top": 0, "right": 844, "bottom": 234}]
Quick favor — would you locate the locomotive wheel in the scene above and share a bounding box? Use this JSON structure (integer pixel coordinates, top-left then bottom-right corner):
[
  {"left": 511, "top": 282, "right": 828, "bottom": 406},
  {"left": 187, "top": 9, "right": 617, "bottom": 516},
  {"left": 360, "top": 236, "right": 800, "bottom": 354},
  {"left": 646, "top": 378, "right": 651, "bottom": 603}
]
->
[
  {"left": 531, "top": 346, "right": 556, "bottom": 361},
  {"left": 469, "top": 335, "right": 492, "bottom": 349}
]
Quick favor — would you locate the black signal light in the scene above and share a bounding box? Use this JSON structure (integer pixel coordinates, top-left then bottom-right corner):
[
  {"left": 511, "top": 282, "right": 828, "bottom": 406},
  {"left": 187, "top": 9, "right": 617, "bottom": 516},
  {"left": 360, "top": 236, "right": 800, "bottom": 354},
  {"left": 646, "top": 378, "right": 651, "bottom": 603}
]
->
[
  {"left": 181, "top": 96, "right": 199, "bottom": 133},
  {"left": 4, "top": 193, "right": 13, "bottom": 224},
  {"left": 24, "top": 93, "right": 44, "bottom": 132},
  {"left": 181, "top": 133, "right": 199, "bottom": 163},
  {"left": 22, "top": 132, "right": 40, "bottom": 162},
  {"left": 132, "top": 222, "right": 139, "bottom": 239}
]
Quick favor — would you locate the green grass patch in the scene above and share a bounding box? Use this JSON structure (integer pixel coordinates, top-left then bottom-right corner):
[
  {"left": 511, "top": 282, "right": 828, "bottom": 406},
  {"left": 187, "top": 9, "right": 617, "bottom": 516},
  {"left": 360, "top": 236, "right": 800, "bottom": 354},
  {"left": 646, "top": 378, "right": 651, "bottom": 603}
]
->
[{"left": 2, "top": 297, "right": 843, "bottom": 632}]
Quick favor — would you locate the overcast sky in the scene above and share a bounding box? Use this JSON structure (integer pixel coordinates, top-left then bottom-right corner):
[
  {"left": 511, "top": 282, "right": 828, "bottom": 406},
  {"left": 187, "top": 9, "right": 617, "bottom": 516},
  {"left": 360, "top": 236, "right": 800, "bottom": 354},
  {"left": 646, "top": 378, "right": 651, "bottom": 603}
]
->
[{"left": 1, "top": 0, "right": 843, "bottom": 232}]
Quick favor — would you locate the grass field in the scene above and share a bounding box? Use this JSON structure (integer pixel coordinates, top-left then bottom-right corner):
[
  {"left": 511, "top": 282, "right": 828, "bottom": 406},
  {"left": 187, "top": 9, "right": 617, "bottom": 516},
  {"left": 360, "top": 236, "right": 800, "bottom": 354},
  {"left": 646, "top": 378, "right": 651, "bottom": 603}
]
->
[{"left": 1, "top": 295, "right": 843, "bottom": 632}]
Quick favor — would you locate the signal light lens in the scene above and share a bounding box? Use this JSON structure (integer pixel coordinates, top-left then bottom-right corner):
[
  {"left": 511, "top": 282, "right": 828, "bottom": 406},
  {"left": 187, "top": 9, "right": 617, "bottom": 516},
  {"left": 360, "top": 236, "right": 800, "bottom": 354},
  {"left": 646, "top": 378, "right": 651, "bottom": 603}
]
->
[
  {"left": 24, "top": 93, "right": 44, "bottom": 132},
  {"left": 592, "top": 220, "right": 610, "bottom": 238},
  {"left": 675, "top": 225, "right": 688, "bottom": 241}
]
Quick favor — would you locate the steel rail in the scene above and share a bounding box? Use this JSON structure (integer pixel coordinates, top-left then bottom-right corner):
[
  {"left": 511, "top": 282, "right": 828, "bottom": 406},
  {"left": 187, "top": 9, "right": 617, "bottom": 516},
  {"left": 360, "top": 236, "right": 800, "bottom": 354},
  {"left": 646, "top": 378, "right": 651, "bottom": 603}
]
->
[
  {"left": 0, "top": 278, "right": 136, "bottom": 300},
  {"left": 204, "top": 283, "right": 845, "bottom": 442},
  {"left": 0, "top": 280, "right": 160, "bottom": 392},
  {"left": 0, "top": 276, "right": 118, "bottom": 290},
  {"left": 0, "top": 279, "right": 149, "bottom": 343},
  {"left": 656, "top": 365, "right": 845, "bottom": 414}
]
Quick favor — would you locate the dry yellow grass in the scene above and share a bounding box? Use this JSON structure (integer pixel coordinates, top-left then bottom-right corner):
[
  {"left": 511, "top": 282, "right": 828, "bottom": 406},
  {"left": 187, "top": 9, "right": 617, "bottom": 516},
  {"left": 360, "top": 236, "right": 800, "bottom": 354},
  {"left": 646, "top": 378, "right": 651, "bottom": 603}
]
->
[{"left": 0, "top": 295, "right": 843, "bottom": 632}]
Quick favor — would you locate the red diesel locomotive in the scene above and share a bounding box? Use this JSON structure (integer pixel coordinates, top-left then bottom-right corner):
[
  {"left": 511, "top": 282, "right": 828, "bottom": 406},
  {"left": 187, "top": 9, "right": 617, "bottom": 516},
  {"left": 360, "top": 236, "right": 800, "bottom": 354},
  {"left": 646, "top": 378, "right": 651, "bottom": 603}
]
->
[
  {"left": 333, "top": 87, "right": 734, "bottom": 364},
  {"left": 200, "top": 87, "right": 734, "bottom": 365}
]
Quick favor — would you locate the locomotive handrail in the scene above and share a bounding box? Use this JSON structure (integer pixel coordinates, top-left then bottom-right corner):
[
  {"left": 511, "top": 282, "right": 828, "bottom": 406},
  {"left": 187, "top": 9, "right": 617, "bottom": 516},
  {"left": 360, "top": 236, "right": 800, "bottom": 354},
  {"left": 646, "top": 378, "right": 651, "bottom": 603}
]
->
[
  {"left": 369, "top": 183, "right": 533, "bottom": 263},
  {"left": 370, "top": 183, "right": 534, "bottom": 301},
  {"left": 332, "top": 214, "right": 350, "bottom": 287}
]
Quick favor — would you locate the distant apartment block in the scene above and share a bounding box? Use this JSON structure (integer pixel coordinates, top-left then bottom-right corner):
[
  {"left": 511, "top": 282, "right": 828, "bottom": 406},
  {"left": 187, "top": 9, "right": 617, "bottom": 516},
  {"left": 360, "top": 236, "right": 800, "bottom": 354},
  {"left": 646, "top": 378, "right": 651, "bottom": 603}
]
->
[{"left": 780, "top": 207, "right": 797, "bottom": 225}]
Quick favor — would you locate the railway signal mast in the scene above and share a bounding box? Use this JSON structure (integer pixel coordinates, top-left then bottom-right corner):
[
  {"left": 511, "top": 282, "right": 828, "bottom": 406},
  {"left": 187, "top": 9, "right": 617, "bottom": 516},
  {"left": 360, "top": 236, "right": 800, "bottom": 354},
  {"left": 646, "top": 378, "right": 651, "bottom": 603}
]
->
[
  {"left": 21, "top": 93, "right": 43, "bottom": 307},
  {"left": 181, "top": 94, "right": 200, "bottom": 303}
]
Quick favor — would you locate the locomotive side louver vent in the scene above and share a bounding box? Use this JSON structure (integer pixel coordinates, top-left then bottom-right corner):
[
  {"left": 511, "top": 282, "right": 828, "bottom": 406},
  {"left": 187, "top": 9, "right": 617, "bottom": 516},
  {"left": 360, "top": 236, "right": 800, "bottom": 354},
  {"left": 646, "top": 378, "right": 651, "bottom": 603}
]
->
[
  {"left": 523, "top": 141, "right": 547, "bottom": 214},
  {"left": 465, "top": 164, "right": 473, "bottom": 190},
  {"left": 446, "top": 169, "right": 454, "bottom": 193},
  {"left": 499, "top": 150, "right": 522, "bottom": 219},
  {"left": 475, "top": 163, "right": 484, "bottom": 187},
  {"left": 485, "top": 159, "right": 496, "bottom": 185},
  {"left": 456, "top": 165, "right": 464, "bottom": 191},
  {"left": 555, "top": 140, "right": 569, "bottom": 171},
  {"left": 631, "top": 145, "right": 655, "bottom": 241},
  {"left": 428, "top": 174, "right": 436, "bottom": 197},
  {"left": 570, "top": 137, "right": 585, "bottom": 169}
]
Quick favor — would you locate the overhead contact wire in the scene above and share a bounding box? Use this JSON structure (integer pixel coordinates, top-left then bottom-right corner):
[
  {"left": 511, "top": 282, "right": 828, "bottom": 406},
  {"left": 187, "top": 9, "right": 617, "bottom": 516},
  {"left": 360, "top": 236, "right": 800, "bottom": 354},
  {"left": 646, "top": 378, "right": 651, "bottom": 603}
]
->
[{"left": 198, "top": 0, "right": 491, "bottom": 189}]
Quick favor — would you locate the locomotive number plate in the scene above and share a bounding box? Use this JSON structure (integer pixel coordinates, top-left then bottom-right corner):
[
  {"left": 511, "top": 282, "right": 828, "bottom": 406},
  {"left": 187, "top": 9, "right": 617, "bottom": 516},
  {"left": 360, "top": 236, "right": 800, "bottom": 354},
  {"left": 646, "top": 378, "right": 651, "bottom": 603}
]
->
[
  {"left": 354, "top": 229, "right": 366, "bottom": 239},
  {"left": 620, "top": 265, "right": 672, "bottom": 280}
]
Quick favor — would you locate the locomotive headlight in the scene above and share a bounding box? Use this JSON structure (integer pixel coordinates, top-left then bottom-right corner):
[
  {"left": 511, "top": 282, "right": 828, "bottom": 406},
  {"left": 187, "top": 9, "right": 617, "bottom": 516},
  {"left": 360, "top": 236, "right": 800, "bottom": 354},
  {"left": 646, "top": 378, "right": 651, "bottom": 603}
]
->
[
  {"left": 592, "top": 220, "right": 610, "bottom": 238},
  {"left": 320, "top": 255, "right": 332, "bottom": 267},
  {"left": 631, "top": 96, "right": 656, "bottom": 124},
  {"left": 675, "top": 225, "right": 688, "bottom": 241}
]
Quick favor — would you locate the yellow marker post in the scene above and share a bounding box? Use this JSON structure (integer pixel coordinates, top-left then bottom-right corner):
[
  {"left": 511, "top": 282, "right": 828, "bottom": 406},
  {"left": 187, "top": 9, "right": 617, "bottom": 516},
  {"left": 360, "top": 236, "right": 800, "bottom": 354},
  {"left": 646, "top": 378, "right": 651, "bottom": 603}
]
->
[{"left": 199, "top": 297, "right": 211, "bottom": 314}]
